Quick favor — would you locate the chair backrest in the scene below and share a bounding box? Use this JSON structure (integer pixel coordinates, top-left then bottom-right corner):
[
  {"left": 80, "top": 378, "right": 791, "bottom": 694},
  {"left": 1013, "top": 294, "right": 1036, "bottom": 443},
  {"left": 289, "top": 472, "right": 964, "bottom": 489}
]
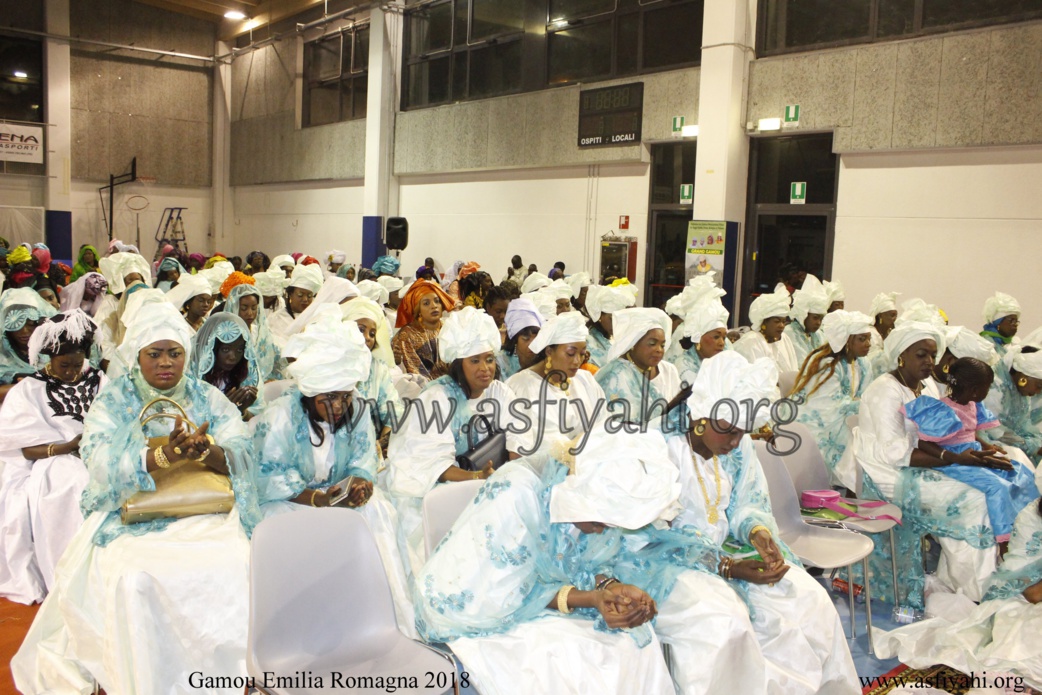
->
[
  {"left": 754, "top": 440, "right": 808, "bottom": 541},
  {"left": 422, "top": 479, "right": 484, "bottom": 557},
  {"left": 773, "top": 422, "right": 831, "bottom": 493},
  {"left": 263, "top": 379, "right": 295, "bottom": 404},
  {"left": 778, "top": 370, "right": 798, "bottom": 398},
  {"left": 247, "top": 508, "right": 399, "bottom": 676}
]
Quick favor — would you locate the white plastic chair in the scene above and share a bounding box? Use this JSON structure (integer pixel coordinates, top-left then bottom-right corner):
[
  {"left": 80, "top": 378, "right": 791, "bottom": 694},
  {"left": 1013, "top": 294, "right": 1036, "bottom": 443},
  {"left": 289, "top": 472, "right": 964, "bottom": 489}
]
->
[
  {"left": 773, "top": 423, "right": 903, "bottom": 610},
  {"left": 778, "top": 370, "right": 798, "bottom": 398},
  {"left": 755, "top": 441, "right": 876, "bottom": 650},
  {"left": 262, "top": 379, "right": 295, "bottom": 404},
  {"left": 248, "top": 508, "right": 458, "bottom": 694},
  {"left": 422, "top": 480, "right": 485, "bottom": 557}
]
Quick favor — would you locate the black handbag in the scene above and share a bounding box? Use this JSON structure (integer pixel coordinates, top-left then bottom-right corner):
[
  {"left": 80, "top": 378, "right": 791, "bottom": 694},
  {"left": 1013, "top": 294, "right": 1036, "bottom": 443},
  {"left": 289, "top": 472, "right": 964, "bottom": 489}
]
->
[{"left": 456, "top": 415, "right": 508, "bottom": 472}]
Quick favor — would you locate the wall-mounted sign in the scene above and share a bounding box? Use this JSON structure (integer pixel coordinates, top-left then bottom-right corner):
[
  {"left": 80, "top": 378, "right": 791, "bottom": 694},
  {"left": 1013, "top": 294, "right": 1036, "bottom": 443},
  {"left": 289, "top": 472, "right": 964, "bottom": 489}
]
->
[
  {"left": 685, "top": 220, "right": 727, "bottom": 290},
  {"left": 619, "top": 215, "right": 629, "bottom": 230},
  {"left": 672, "top": 115, "right": 684, "bottom": 138},
  {"left": 0, "top": 123, "right": 44, "bottom": 164},
  {"left": 578, "top": 82, "right": 643, "bottom": 148},
  {"left": 783, "top": 104, "right": 800, "bottom": 129},
  {"left": 680, "top": 184, "right": 693, "bottom": 204},
  {"left": 790, "top": 181, "right": 807, "bottom": 204}
]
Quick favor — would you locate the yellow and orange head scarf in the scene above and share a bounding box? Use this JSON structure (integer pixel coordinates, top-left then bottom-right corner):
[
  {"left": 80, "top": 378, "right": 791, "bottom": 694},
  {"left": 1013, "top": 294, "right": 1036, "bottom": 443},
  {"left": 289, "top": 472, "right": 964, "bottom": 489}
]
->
[{"left": 395, "top": 279, "right": 455, "bottom": 329}]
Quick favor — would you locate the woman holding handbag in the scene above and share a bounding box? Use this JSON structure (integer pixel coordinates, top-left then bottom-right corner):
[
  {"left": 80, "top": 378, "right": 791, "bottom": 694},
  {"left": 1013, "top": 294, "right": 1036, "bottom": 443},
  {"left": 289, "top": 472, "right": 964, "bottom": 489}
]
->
[
  {"left": 388, "top": 306, "right": 530, "bottom": 576},
  {"left": 13, "top": 301, "right": 260, "bottom": 695}
]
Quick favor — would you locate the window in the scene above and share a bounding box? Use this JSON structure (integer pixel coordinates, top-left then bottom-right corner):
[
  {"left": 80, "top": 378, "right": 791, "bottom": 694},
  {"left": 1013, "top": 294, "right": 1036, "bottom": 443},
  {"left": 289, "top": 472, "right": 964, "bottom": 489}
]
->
[
  {"left": 0, "top": 35, "right": 44, "bottom": 123},
  {"left": 760, "top": 0, "right": 1042, "bottom": 55},
  {"left": 402, "top": 0, "right": 704, "bottom": 110},
  {"left": 302, "top": 24, "right": 369, "bottom": 127}
]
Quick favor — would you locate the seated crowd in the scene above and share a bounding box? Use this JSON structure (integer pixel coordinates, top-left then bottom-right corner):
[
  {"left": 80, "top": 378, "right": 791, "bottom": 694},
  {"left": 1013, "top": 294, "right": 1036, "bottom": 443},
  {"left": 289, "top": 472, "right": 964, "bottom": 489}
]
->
[{"left": 0, "top": 237, "right": 1039, "bottom": 694}]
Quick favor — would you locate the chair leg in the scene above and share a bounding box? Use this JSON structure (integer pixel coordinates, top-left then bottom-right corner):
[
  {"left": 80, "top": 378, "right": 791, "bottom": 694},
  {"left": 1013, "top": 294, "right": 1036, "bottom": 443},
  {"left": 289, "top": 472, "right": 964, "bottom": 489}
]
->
[
  {"left": 863, "top": 556, "right": 874, "bottom": 656},
  {"left": 846, "top": 564, "right": 856, "bottom": 639},
  {"left": 889, "top": 527, "right": 900, "bottom": 607}
]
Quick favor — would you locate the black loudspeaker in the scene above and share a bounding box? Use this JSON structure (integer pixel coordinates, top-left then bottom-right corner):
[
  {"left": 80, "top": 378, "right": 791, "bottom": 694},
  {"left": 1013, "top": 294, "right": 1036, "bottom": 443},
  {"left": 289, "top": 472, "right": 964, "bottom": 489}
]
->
[{"left": 385, "top": 217, "right": 409, "bottom": 250}]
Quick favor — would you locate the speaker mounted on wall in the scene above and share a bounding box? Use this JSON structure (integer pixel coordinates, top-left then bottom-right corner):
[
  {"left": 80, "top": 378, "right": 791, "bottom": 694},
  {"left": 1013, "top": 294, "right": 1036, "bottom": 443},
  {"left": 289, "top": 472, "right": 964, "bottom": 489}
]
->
[{"left": 385, "top": 217, "right": 409, "bottom": 250}]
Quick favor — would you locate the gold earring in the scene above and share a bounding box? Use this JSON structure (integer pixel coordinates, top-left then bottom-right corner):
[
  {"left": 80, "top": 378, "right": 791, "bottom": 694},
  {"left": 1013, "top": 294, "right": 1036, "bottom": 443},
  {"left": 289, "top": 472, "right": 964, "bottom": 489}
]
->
[
  {"left": 941, "top": 364, "right": 949, "bottom": 374},
  {"left": 898, "top": 356, "right": 904, "bottom": 368},
  {"left": 1018, "top": 377, "right": 1029, "bottom": 388},
  {"left": 693, "top": 419, "right": 707, "bottom": 436},
  {"left": 760, "top": 323, "right": 767, "bottom": 333},
  {"left": 544, "top": 354, "right": 553, "bottom": 373}
]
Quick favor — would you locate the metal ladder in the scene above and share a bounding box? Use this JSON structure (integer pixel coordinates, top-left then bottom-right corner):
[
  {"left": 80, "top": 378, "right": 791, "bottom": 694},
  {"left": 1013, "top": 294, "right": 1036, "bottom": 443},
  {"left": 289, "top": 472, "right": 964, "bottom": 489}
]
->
[{"left": 154, "top": 207, "right": 188, "bottom": 261}]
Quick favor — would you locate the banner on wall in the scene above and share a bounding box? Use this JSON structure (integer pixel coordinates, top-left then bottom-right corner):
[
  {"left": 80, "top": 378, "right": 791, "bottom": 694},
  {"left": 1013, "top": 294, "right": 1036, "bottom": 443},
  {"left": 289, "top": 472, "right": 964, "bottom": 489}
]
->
[
  {"left": 685, "top": 220, "right": 727, "bottom": 289},
  {"left": 0, "top": 123, "right": 44, "bottom": 164}
]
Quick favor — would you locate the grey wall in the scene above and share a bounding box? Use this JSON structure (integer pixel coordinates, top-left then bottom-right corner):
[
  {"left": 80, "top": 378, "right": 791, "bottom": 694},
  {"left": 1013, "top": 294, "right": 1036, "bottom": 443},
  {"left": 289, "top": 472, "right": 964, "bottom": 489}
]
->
[
  {"left": 229, "top": 39, "right": 366, "bottom": 185},
  {"left": 69, "top": 0, "right": 215, "bottom": 185},
  {"left": 394, "top": 68, "right": 700, "bottom": 176},
  {"left": 748, "top": 21, "right": 1042, "bottom": 152}
]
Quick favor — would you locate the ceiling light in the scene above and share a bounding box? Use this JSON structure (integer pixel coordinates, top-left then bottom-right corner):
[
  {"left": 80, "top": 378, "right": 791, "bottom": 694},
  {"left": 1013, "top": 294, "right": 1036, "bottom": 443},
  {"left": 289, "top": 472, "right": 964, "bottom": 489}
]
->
[
  {"left": 681, "top": 125, "right": 699, "bottom": 137},
  {"left": 758, "top": 118, "right": 781, "bottom": 131},
  {"left": 13, "top": 71, "right": 27, "bottom": 78},
  {"left": 224, "top": 10, "right": 247, "bottom": 20}
]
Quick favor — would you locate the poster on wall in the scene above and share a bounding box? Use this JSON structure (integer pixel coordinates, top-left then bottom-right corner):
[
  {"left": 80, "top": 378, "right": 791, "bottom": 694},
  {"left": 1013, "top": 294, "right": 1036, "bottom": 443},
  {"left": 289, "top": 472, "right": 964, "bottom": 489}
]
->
[
  {"left": 685, "top": 220, "right": 726, "bottom": 289},
  {"left": 0, "top": 123, "right": 44, "bottom": 164}
]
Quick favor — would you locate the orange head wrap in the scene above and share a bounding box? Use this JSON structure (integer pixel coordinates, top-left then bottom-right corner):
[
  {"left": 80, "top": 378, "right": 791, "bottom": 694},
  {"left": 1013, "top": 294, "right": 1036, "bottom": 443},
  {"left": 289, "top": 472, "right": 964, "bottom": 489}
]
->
[
  {"left": 395, "top": 280, "right": 455, "bottom": 329},
  {"left": 220, "top": 270, "right": 255, "bottom": 298}
]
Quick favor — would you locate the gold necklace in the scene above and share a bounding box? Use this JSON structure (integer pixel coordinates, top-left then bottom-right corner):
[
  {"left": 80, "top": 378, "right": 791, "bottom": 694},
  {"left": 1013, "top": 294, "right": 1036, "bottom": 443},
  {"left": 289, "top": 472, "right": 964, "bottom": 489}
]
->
[
  {"left": 895, "top": 368, "right": 922, "bottom": 397},
  {"left": 691, "top": 450, "right": 722, "bottom": 524}
]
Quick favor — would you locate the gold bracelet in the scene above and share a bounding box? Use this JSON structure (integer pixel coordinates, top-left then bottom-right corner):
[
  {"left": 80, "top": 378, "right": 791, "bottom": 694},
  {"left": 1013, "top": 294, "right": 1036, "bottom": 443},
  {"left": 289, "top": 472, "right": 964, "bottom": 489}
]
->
[
  {"left": 749, "top": 525, "right": 770, "bottom": 541},
  {"left": 47, "top": 443, "right": 55, "bottom": 458},
  {"left": 154, "top": 445, "right": 171, "bottom": 469},
  {"left": 472, "top": 470, "right": 483, "bottom": 480},
  {"left": 309, "top": 489, "right": 320, "bottom": 507},
  {"left": 556, "top": 585, "right": 574, "bottom": 614}
]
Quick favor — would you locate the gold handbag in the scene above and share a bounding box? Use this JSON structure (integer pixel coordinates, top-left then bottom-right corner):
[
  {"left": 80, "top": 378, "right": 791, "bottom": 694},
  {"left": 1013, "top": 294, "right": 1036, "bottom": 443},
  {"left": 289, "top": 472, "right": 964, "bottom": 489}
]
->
[{"left": 120, "top": 397, "right": 236, "bottom": 525}]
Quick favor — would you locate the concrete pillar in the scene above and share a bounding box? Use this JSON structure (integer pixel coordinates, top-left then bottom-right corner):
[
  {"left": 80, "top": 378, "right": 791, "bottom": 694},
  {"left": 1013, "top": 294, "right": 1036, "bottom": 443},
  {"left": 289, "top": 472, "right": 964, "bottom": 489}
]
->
[
  {"left": 360, "top": 6, "right": 401, "bottom": 267},
  {"left": 44, "top": 0, "right": 73, "bottom": 259},
  {"left": 212, "top": 40, "right": 233, "bottom": 257},
  {"left": 692, "top": 0, "right": 755, "bottom": 224}
]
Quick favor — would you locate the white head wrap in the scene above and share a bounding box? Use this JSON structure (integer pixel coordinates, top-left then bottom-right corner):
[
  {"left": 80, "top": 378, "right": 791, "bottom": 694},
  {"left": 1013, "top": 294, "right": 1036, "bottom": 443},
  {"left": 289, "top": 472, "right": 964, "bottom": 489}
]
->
[
  {"left": 897, "top": 298, "right": 946, "bottom": 327},
  {"left": 820, "top": 310, "right": 873, "bottom": 353},
  {"left": 198, "top": 261, "right": 234, "bottom": 294},
  {"left": 882, "top": 320, "right": 946, "bottom": 371},
  {"left": 584, "top": 283, "right": 639, "bottom": 322},
  {"left": 328, "top": 249, "right": 347, "bottom": 265},
  {"left": 683, "top": 303, "right": 730, "bottom": 342},
  {"left": 943, "top": 326, "right": 999, "bottom": 366},
  {"left": 520, "top": 272, "right": 551, "bottom": 294},
  {"left": 540, "top": 280, "right": 573, "bottom": 302},
  {"left": 565, "top": 271, "right": 593, "bottom": 299},
  {"left": 605, "top": 308, "right": 672, "bottom": 364},
  {"left": 529, "top": 311, "right": 589, "bottom": 354},
  {"left": 869, "top": 292, "right": 900, "bottom": 318},
  {"left": 27, "top": 310, "right": 97, "bottom": 368},
  {"left": 252, "top": 270, "right": 287, "bottom": 297},
  {"left": 531, "top": 291, "right": 559, "bottom": 321},
  {"left": 789, "top": 274, "right": 830, "bottom": 323},
  {"left": 983, "top": 292, "right": 1021, "bottom": 324},
  {"left": 549, "top": 429, "right": 681, "bottom": 530},
  {"left": 288, "top": 264, "right": 324, "bottom": 294},
  {"left": 686, "top": 351, "right": 778, "bottom": 431},
  {"left": 99, "top": 252, "right": 152, "bottom": 294},
  {"left": 438, "top": 306, "right": 501, "bottom": 364},
  {"left": 504, "top": 297, "right": 544, "bottom": 340},
  {"left": 824, "top": 279, "right": 845, "bottom": 304},
  {"left": 356, "top": 279, "right": 389, "bottom": 306},
  {"left": 164, "top": 273, "right": 211, "bottom": 309},
  {"left": 119, "top": 301, "right": 193, "bottom": 367},
  {"left": 748, "top": 288, "right": 791, "bottom": 328},
  {"left": 271, "top": 254, "right": 296, "bottom": 271},
  {"left": 288, "top": 276, "right": 360, "bottom": 335},
  {"left": 286, "top": 306, "right": 372, "bottom": 396},
  {"left": 341, "top": 297, "right": 393, "bottom": 366},
  {"left": 376, "top": 275, "right": 404, "bottom": 295},
  {"left": 121, "top": 288, "right": 168, "bottom": 331},
  {"left": 1005, "top": 344, "right": 1042, "bottom": 380}
]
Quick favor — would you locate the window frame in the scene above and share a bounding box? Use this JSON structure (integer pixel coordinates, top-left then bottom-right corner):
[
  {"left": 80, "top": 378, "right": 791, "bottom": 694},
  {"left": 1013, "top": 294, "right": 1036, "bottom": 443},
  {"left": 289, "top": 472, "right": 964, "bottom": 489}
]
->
[
  {"left": 757, "top": 0, "right": 1042, "bottom": 57},
  {"left": 302, "top": 22, "right": 371, "bottom": 128}
]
